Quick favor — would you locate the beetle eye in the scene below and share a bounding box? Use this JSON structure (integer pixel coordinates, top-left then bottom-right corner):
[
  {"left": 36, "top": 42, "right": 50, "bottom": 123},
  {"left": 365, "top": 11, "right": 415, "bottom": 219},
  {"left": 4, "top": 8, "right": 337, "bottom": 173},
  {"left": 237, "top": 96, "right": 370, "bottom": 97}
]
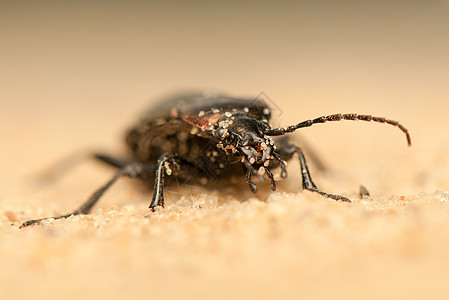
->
[{"left": 260, "top": 121, "right": 271, "bottom": 132}]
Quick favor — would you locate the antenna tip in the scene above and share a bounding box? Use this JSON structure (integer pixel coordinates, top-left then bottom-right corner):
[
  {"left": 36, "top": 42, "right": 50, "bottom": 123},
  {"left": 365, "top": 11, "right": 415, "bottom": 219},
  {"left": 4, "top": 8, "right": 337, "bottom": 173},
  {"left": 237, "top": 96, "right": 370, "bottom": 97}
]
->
[{"left": 406, "top": 134, "right": 412, "bottom": 147}]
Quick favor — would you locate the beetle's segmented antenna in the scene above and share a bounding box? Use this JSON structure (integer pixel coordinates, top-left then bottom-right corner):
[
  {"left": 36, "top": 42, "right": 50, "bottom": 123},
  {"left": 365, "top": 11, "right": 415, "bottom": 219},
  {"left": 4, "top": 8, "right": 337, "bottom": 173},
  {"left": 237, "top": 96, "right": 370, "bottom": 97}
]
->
[{"left": 266, "top": 113, "right": 411, "bottom": 146}]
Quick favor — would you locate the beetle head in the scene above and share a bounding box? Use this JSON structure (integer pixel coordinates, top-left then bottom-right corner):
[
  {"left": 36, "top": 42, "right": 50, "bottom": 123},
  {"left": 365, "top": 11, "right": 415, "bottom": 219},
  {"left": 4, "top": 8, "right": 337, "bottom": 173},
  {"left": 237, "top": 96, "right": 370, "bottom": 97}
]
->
[{"left": 213, "top": 113, "right": 275, "bottom": 165}]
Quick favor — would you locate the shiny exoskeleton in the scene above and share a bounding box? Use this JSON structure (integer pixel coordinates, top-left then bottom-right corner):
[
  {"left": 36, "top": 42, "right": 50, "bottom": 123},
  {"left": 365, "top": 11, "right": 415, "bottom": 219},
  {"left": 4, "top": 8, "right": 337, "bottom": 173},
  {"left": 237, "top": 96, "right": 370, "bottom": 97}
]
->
[{"left": 20, "top": 91, "right": 411, "bottom": 228}]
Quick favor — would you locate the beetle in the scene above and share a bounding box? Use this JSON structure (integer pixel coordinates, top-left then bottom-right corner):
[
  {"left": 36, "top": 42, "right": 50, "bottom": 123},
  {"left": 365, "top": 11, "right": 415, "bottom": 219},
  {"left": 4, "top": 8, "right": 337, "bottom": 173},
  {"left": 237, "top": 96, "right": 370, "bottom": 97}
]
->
[{"left": 20, "top": 91, "right": 411, "bottom": 228}]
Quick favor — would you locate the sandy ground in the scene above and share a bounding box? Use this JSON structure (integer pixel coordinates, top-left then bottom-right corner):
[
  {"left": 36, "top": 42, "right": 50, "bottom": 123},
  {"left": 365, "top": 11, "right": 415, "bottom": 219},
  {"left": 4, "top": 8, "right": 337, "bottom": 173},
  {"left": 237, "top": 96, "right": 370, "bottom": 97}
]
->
[{"left": 1, "top": 2, "right": 449, "bottom": 300}]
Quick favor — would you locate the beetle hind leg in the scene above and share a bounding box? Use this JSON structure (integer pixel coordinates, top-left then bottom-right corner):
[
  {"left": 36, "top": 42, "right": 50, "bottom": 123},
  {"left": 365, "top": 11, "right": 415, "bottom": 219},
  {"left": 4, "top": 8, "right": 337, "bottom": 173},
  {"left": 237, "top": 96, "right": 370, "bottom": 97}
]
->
[
  {"left": 20, "top": 162, "right": 156, "bottom": 228},
  {"left": 94, "top": 153, "right": 132, "bottom": 169},
  {"left": 276, "top": 144, "right": 351, "bottom": 203}
]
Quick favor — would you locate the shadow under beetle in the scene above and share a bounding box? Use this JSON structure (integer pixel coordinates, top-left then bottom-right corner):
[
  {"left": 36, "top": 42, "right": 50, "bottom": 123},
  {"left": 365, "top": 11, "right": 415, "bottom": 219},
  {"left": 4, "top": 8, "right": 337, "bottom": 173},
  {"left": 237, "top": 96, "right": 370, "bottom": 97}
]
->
[{"left": 20, "top": 91, "right": 411, "bottom": 228}]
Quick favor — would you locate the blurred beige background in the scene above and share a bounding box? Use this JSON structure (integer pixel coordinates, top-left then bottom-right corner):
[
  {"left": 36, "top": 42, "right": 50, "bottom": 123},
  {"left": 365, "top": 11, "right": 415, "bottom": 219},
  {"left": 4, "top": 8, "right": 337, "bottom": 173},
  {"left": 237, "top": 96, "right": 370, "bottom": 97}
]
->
[{"left": 1, "top": 1, "right": 449, "bottom": 299}]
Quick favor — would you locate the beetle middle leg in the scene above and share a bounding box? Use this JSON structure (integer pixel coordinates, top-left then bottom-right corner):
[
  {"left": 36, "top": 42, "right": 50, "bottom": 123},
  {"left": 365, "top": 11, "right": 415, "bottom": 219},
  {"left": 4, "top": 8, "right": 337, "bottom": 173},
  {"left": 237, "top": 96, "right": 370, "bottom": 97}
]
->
[{"left": 276, "top": 144, "right": 351, "bottom": 202}]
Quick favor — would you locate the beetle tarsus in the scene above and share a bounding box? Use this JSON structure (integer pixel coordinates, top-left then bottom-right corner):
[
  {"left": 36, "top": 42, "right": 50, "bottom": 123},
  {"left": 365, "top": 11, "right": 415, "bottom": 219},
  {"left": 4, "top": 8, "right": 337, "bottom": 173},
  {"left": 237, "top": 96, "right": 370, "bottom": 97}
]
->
[{"left": 19, "top": 213, "right": 79, "bottom": 229}]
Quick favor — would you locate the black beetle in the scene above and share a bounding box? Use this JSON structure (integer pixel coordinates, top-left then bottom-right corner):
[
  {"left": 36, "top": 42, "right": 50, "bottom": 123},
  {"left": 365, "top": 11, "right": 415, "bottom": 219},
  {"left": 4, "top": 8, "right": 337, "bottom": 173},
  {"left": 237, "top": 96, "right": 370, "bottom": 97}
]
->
[{"left": 20, "top": 91, "right": 411, "bottom": 228}]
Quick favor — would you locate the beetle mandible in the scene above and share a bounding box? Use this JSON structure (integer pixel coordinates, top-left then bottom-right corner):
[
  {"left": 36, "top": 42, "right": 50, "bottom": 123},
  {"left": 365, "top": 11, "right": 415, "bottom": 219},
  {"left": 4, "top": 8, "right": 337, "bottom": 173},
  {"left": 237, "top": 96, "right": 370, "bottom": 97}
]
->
[{"left": 20, "top": 91, "right": 411, "bottom": 228}]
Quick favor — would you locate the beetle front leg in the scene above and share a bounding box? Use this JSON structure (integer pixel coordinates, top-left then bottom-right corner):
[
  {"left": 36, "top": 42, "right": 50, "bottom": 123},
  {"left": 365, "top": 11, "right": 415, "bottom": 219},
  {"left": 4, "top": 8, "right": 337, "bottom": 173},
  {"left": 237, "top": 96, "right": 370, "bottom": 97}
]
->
[
  {"left": 276, "top": 144, "right": 351, "bottom": 202},
  {"left": 150, "top": 153, "right": 193, "bottom": 211}
]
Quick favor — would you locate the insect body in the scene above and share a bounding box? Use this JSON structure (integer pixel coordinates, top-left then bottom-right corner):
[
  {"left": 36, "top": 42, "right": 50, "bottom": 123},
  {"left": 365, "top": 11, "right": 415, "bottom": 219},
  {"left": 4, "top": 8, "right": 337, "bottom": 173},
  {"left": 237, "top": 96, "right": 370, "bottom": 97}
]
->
[{"left": 20, "top": 92, "right": 411, "bottom": 228}]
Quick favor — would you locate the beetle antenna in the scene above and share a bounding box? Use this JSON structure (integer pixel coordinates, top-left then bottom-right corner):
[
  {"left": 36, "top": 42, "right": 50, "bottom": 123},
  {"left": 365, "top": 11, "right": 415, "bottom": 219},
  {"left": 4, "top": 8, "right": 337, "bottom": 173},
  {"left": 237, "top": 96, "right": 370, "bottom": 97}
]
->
[{"left": 265, "top": 113, "right": 411, "bottom": 146}]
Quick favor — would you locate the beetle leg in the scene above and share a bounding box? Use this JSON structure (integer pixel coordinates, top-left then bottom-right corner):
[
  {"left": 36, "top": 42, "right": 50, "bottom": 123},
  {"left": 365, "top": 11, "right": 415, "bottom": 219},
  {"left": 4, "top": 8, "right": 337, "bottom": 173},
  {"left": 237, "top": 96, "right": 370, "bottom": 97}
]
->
[
  {"left": 94, "top": 153, "right": 131, "bottom": 169},
  {"left": 150, "top": 153, "right": 196, "bottom": 211},
  {"left": 295, "top": 138, "right": 327, "bottom": 172},
  {"left": 20, "top": 162, "right": 155, "bottom": 228},
  {"left": 274, "top": 136, "right": 327, "bottom": 172},
  {"left": 276, "top": 144, "right": 351, "bottom": 202},
  {"left": 32, "top": 152, "right": 131, "bottom": 187}
]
